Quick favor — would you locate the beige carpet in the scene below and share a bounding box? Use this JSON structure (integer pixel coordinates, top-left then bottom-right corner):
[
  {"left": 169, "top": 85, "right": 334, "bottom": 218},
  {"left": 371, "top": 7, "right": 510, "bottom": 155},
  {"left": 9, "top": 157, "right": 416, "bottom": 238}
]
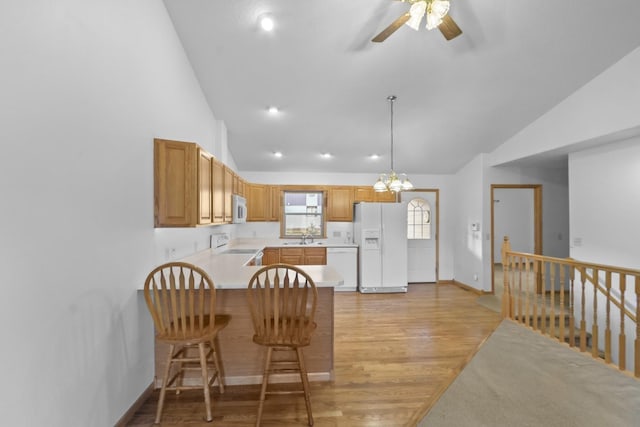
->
[{"left": 419, "top": 320, "right": 640, "bottom": 427}]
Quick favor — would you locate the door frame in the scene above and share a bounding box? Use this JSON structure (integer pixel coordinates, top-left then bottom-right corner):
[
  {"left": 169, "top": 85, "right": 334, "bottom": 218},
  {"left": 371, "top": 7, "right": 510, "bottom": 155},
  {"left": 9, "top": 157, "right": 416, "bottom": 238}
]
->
[
  {"left": 490, "top": 184, "right": 542, "bottom": 293},
  {"left": 402, "top": 188, "right": 440, "bottom": 283}
]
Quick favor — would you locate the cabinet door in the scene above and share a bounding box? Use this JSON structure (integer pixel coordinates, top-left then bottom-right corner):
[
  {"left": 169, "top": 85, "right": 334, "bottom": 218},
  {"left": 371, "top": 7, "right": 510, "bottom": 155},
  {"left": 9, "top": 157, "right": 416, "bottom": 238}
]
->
[
  {"left": 233, "top": 173, "right": 246, "bottom": 197},
  {"left": 197, "top": 149, "right": 213, "bottom": 225},
  {"left": 212, "top": 158, "right": 225, "bottom": 223},
  {"left": 224, "top": 166, "right": 233, "bottom": 222},
  {"left": 280, "top": 248, "right": 304, "bottom": 265},
  {"left": 375, "top": 191, "right": 397, "bottom": 203},
  {"left": 154, "top": 139, "right": 197, "bottom": 227},
  {"left": 269, "top": 186, "right": 281, "bottom": 221},
  {"left": 354, "top": 186, "right": 375, "bottom": 203},
  {"left": 327, "top": 186, "right": 354, "bottom": 221},
  {"left": 247, "top": 183, "right": 268, "bottom": 221},
  {"left": 304, "top": 247, "right": 326, "bottom": 265},
  {"left": 262, "top": 248, "right": 280, "bottom": 266}
]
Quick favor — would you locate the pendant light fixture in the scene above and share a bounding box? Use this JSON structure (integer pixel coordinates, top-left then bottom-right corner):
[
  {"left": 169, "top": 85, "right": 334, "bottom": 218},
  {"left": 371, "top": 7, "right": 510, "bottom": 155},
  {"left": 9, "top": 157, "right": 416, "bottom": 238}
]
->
[{"left": 373, "top": 95, "right": 413, "bottom": 193}]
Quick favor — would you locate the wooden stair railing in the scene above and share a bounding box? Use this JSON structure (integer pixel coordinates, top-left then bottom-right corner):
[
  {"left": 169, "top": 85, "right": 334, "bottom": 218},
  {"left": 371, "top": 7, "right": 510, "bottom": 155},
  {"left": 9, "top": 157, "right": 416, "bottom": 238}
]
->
[{"left": 501, "top": 236, "right": 640, "bottom": 378}]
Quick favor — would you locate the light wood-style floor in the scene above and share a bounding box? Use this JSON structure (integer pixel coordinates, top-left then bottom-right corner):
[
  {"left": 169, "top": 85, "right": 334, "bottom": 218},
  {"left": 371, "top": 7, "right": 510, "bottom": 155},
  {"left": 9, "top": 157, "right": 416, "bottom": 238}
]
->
[{"left": 126, "top": 284, "right": 501, "bottom": 426}]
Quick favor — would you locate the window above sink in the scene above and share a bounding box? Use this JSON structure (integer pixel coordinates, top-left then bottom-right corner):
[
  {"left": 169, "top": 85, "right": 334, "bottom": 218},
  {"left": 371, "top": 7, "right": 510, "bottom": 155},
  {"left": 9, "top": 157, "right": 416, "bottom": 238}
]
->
[{"left": 282, "top": 191, "right": 325, "bottom": 239}]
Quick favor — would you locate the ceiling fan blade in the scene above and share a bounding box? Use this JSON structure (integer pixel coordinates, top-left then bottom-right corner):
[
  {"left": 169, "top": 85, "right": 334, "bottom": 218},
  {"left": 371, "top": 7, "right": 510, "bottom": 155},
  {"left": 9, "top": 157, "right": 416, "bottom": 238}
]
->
[
  {"left": 438, "top": 14, "right": 462, "bottom": 40},
  {"left": 371, "top": 13, "right": 411, "bottom": 43}
]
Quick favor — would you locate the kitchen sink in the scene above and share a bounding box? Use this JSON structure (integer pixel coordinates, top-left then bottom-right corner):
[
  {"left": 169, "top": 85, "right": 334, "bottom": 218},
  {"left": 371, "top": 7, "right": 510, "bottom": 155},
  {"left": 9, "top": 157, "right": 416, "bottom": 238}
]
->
[{"left": 282, "top": 242, "right": 324, "bottom": 246}]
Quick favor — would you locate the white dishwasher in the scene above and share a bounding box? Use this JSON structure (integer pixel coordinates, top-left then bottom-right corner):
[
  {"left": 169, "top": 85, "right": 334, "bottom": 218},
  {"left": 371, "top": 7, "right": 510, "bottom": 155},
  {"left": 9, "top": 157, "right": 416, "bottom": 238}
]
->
[{"left": 326, "top": 247, "right": 358, "bottom": 292}]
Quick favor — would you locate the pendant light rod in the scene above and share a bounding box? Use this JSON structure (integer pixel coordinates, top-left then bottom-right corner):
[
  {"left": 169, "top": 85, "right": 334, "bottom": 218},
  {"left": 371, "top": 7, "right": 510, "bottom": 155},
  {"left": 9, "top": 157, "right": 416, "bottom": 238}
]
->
[{"left": 373, "top": 94, "right": 413, "bottom": 193}]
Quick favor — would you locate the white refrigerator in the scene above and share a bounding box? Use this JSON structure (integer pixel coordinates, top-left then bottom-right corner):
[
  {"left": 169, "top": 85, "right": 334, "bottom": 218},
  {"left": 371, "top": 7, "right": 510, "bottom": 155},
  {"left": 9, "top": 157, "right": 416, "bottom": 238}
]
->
[{"left": 354, "top": 202, "right": 408, "bottom": 293}]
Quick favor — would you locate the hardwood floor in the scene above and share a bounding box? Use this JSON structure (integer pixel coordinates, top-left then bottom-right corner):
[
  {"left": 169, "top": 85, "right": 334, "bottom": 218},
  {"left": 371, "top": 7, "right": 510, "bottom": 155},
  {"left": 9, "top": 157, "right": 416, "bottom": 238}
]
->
[{"left": 126, "top": 283, "right": 501, "bottom": 426}]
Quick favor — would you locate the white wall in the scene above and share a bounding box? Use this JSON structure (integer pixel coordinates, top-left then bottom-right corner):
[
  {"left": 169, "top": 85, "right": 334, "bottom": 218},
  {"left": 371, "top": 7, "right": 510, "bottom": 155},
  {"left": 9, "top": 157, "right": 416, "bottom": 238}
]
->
[
  {"left": 452, "top": 154, "right": 486, "bottom": 288},
  {"left": 569, "top": 137, "right": 640, "bottom": 366},
  {"left": 493, "top": 188, "right": 535, "bottom": 262},
  {"left": 490, "top": 46, "right": 640, "bottom": 166},
  {"left": 569, "top": 138, "right": 640, "bottom": 269},
  {"left": 0, "top": 1, "right": 231, "bottom": 425}
]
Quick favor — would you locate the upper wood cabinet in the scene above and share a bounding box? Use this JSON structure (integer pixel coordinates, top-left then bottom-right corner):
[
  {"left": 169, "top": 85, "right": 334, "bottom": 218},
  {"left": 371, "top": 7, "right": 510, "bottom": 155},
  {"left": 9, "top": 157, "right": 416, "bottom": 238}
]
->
[
  {"left": 154, "top": 138, "right": 208, "bottom": 227},
  {"left": 327, "top": 186, "right": 354, "bottom": 222},
  {"left": 269, "top": 186, "right": 281, "bottom": 221},
  {"left": 375, "top": 190, "right": 397, "bottom": 203},
  {"left": 354, "top": 186, "right": 375, "bottom": 203},
  {"left": 154, "top": 138, "right": 240, "bottom": 227},
  {"left": 233, "top": 173, "right": 246, "bottom": 197},
  {"left": 247, "top": 183, "right": 269, "bottom": 221},
  {"left": 197, "top": 149, "right": 213, "bottom": 225},
  {"left": 223, "top": 166, "right": 234, "bottom": 222},
  {"left": 212, "top": 158, "right": 225, "bottom": 223},
  {"left": 247, "top": 184, "right": 280, "bottom": 222},
  {"left": 354, "top": 186, "right": 397, "bottom": 203}
]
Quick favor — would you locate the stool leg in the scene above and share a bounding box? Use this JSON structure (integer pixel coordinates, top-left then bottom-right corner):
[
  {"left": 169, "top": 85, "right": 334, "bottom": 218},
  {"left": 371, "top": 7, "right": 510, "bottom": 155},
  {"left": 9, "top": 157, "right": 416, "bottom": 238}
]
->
[
  {"left": 211, "top": 337, "right": 225, "bottom": 393},
  {"left": 296, "top": 348, "right": 314, "bottom": 426},
  {"left": 155, "top": 344, "right": 174, "bottom": 424},
  {"left": 198, "top": 342, "right": 213, "bottom": 422},
  {"left": 256, "top": 347, "right": 273, "bottom": 427}
]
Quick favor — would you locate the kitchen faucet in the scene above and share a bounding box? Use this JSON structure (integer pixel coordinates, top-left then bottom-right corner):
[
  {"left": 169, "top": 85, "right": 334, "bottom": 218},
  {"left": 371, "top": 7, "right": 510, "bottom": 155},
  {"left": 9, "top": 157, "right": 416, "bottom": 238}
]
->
[{"left": 301, "top": 233, "right": 314, "bottom": 245}]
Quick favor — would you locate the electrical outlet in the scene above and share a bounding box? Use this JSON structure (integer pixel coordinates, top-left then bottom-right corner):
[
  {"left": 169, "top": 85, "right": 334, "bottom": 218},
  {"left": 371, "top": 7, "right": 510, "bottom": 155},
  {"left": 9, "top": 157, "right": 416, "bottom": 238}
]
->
[{"left": 473, "top": 274, "right": 479, "bottom": 281}]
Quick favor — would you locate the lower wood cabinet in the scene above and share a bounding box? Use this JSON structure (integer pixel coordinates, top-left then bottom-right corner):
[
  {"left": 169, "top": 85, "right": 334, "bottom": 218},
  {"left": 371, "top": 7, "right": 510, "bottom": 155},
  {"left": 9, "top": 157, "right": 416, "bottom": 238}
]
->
[
  {"left": 303, "top": 247, "right": 326, "bottom": 265},
  {"left": 262, "top": 248, "right": 280, "bottom": 266},
  {"left": 280, "top": 247, "right": 304, "bottom": 265},
  {"left": 263, "top": 247, "right": 326, "bottom": 266}
]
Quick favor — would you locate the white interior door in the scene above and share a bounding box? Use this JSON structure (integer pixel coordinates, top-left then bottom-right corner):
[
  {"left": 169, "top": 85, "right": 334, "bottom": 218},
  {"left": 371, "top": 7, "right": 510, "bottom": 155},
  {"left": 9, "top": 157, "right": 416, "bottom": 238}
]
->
[{"left": 401, "top": 191, "right": 437, "bottom": 283}]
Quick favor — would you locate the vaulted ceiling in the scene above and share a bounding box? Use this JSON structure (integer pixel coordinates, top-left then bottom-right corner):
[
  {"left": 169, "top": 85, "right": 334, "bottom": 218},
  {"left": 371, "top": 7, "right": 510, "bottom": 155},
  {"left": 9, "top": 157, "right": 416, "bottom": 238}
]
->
[{"left": 163, "top": 0, "right": 640, "bottom": 174}]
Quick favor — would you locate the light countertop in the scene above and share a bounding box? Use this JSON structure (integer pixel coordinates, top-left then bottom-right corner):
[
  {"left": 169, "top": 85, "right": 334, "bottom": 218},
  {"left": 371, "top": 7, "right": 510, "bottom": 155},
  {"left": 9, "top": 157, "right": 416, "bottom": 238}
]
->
[
  {"left": 159, "top": 248, "right": 344, "bottom": 290},
  {"left": 228, "top": 238, "right": 358, "bottom": 250}
]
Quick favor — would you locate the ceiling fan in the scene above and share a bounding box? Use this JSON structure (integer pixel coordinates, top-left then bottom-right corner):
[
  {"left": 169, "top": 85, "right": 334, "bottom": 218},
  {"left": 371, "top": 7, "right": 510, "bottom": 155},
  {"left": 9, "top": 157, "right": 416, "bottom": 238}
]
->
[{"left": 372, "top": 0, "right": 462, "bottom": 43}]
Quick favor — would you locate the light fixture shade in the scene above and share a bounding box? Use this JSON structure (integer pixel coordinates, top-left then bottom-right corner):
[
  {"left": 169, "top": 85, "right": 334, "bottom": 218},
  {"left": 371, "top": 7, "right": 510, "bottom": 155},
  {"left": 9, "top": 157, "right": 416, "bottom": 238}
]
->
[
  {"left": 426, "top": 0, "right": 449, "bottom": 30},
  {"left": 431, "top": 0, "right": 450, "bottom": 18},
  {"left": 374, "top": 176, "right": 388, "bottom": 192},
  {"left": 401, "top": 177, "right": 414, "bottom": 190},
  {"left": 389, "top": 173, "right": 403, "bottom": 192},
  {"left": 406, "top": 2, "right": 427, "bottom": 31}
]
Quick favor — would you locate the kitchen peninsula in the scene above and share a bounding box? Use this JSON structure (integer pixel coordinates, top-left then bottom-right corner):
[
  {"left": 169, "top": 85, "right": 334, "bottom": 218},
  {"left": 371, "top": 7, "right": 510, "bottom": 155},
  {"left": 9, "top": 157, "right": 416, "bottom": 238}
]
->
[{"left": 141, "top": 241, "right": 345, "bottom": 387}]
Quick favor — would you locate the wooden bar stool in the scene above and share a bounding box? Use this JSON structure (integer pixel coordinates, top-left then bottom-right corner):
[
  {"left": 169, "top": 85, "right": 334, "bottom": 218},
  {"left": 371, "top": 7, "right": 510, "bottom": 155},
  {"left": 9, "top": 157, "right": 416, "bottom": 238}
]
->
[
  {"left": 143, "top": 262, "right": 230, "bottom": 424},
  {"left": 247, "top": 264, "right": 318, "bottom": 426}
]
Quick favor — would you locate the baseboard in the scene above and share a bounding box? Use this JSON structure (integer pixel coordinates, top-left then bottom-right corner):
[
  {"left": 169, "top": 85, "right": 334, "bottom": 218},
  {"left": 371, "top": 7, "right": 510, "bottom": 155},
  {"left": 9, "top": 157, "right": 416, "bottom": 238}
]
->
[
  {"left": 451, "top": 280, "right": 486, "bottom": 295},
  {"left": 114, "top": 382, "right": 154, "bottom": 427}
]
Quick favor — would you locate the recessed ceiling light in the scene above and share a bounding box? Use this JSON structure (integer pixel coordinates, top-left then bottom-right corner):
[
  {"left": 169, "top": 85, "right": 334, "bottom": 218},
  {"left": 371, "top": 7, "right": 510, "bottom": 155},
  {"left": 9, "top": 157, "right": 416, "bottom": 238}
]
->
[
  {"left": 268, "top": 106, "right": 279, "bottom": 114},
  {"left": 321, "top": 153, "right": 332, "bottom": 159},
  {"left": 259, "top": 14, "right": 275, "bottom": 32},
  {"left": 370, "top": 154, "right": 381, "bottom": 160},
  {"left": 273, "top": 151, "right": 283, "bottom": 158}
]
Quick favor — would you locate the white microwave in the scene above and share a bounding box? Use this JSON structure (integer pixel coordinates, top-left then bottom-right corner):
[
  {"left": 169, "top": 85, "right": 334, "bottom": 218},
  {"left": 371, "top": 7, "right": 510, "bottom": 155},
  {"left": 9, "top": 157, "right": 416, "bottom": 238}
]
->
[{"left": 232, "top": 195, "right": 247, "bottom": 223}]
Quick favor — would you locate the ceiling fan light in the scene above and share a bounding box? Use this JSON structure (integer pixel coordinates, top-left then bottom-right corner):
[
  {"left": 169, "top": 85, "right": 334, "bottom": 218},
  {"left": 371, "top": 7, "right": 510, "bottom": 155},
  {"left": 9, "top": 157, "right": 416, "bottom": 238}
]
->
[
  {"left": 425, "top": 12, "right": 443, "bottom": 30},
  {"left": 406, "top": 2, "right": 427, "bottom": 31},
  {"left": 431, "top": 0, "right": 450, "bottom": 19}
]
